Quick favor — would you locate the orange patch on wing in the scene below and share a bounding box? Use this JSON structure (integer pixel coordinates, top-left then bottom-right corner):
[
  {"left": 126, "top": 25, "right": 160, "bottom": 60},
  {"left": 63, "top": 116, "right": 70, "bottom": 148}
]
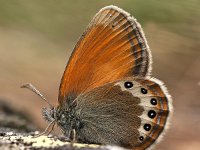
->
[{"left": 58, "top": 7, "right": 151, "bottom": 103}]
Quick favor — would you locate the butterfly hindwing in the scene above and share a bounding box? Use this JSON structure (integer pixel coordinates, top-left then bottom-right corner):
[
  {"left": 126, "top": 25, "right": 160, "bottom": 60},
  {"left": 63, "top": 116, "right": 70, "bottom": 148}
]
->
[
  {"left": 116, "top": 77, "right": 172, "bottom": 149},
  {"left": 73, "top": 77, "right": 172, "bottom": 150},
  {"left": 59, "top": 6, "right": 152, "bottom": 103}
]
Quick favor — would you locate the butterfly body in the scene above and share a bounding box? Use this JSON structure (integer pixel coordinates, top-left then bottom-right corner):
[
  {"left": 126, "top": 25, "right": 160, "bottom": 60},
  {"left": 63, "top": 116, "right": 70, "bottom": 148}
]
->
[{"left": 42, "top": 5, "right": 172, "bottom": 150}]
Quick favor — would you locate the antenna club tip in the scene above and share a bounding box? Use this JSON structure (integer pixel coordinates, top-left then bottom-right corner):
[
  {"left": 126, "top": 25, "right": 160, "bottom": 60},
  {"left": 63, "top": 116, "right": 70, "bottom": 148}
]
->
[
  {"left": 20, "top": 83, "right": 32, "bottom": 88},
  {"left": 21, "top": 83, "right": 53, "bottom": 108}
]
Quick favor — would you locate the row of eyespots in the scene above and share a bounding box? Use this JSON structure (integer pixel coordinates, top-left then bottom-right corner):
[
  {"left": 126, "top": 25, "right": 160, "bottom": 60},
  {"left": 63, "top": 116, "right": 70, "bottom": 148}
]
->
[
  {"left": 124, "top": 81, "right": 158, "bottom": 106},
  {"left": 124, "top": 81, "right": 158, "bottom": 142}
]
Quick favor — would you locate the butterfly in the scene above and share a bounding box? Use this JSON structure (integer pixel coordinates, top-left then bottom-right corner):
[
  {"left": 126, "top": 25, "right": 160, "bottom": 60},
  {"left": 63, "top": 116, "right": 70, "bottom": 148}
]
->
[{"left": 22, "top": 5, "right": 172, "bottom": 150}]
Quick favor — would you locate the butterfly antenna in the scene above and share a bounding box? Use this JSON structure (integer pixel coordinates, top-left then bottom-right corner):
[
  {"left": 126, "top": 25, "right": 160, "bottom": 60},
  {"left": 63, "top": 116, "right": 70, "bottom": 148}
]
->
[{"left": 21, "top": 83, "right": 53, "bottom": 108}]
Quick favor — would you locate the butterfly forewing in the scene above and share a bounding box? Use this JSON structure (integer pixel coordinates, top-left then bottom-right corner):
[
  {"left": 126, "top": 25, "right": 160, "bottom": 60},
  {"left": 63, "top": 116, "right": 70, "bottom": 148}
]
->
[
  {"left": 59, "top": 6, "right": 152, "bottom": 103},
  {"left": 74, "top": 77, "right": 171, "bottom": 150}
]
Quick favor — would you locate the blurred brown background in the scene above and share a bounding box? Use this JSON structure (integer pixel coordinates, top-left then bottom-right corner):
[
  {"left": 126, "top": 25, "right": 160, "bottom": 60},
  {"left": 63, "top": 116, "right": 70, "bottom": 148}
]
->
[{"left": 0, "top": 0, "right": 199, "bottom": 150}]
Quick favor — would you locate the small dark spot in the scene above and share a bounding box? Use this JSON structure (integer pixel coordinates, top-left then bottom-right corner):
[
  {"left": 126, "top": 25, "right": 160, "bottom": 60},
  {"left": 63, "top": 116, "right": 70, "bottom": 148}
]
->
[
  {"left": 124, "top": 81, "right": 133, "bottom": 89},
  {"left": 30, "top": 132, "right": 36, "bottom": 136},
  {"left": 16, "top": 138, "right": 23, "bottom": 143},
  {"left": 11, "top": 141, "right": 15, "bottom": 144},
  {"left": 148, "top": 110, "right": 157, "bottom": 119},
  {"left": 0, "top": 133, "right": 6, "bottom": 136},
  {"left": 141, "top": 88, "right": 148, "bottom": 94},
  {"left": 58, "top": 136, "right": 70, "bottom": 142},
  {"left": 79, "top": 123, "right": 84, "bottom": 129},
  {"left": 77, "top": 121, "right": 85, "bottom": 129},
  {"left": 151, "top": 98, "right": 157, "bottom": 105},
  {"left": 139, "top": 136, "right": 144, "bottom": 141},
  {"left": 144, "top": 123, "right": 151, "bottom": 131},
  {"left": 24, "top": 142, "right": 33, "bottom": 146}
]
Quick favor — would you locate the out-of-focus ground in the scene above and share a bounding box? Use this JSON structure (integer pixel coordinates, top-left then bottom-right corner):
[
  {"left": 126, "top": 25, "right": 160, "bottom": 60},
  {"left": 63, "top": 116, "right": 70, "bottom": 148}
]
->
[{"left": 0, "top": 1, "right": 199, "bottom": 150}]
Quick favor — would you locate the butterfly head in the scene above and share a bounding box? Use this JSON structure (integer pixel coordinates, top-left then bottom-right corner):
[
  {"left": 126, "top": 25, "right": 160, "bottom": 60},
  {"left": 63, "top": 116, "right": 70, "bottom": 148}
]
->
[{"left": 42, "top": 95, "right": 80, "bottom": 138}]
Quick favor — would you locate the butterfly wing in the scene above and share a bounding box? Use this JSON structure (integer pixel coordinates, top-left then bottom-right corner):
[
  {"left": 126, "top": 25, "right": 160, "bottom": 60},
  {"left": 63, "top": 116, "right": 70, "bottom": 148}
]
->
[
  {"left": 74, "top": 77, "right": 172, "bottom": 150},
  {"left": 59, "top": 6, "right": 152, "bottom": 103}
]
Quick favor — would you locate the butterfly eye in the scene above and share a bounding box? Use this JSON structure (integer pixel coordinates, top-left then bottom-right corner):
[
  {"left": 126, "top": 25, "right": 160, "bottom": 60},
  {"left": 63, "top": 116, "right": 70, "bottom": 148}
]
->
[
  {"left": 150, "top": 98, "right": 157, "bottom": 105},
  {"left": 148, "top": 110, "right": 156, "bottom": 119},
  {"left": 139, "top": 136, "right": 144, "bottom": 141},
  {"left": 143, "top": 123, "right": 151, "bottom": 131},
  {"left": 141, "top": 88, "right": 148, "bottom": 94},
  {"left": 124, "top": 81, "right": 133, "bottom": 89}
]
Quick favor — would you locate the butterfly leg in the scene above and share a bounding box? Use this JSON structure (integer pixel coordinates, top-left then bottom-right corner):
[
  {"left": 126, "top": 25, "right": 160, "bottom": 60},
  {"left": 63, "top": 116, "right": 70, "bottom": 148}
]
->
[
  {"left": 72, "top": 129, "right": 77, "bottom": 142},
  {"left": 34, "top": 120, "right": 56, "bottom": 138}
]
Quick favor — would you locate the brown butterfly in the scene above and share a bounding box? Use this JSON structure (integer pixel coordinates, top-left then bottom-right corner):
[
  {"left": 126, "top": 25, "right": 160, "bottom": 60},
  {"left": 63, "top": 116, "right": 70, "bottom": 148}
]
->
[{"left": 22, "top": 5, "right": 172, "bottom": 150}]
